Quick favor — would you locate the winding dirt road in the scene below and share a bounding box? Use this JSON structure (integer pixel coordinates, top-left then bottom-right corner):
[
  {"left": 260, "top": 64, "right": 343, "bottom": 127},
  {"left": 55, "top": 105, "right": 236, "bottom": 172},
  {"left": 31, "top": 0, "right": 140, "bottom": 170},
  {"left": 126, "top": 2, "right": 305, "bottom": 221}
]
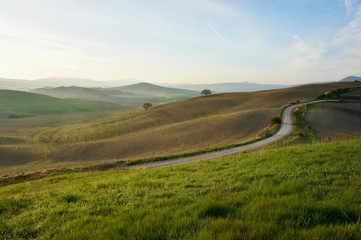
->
[{"left": 128, "top": 101, "right": 322, "bottom": 170}]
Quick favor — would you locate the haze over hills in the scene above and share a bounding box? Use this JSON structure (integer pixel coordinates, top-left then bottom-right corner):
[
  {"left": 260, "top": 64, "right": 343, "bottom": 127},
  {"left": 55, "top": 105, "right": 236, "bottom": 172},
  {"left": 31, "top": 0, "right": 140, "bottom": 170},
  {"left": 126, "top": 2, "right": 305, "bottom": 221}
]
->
[
  {"left": 0, "top": 77, "right": 137, "bottom": 90},
  {"left": 113, "top": 82, "right": 199, "bottom": 99},
  {"left": 32, "top": 83, "right": 198, "bottom": 107},
  {"left": 170, "top": 82, "right": 289, "bottom": 93},
  {"left": 2, "top": 77, "right": 288, "bottom": 92},
  {"left": 1, "top": 76, "right": 359, "bottom": 92}
]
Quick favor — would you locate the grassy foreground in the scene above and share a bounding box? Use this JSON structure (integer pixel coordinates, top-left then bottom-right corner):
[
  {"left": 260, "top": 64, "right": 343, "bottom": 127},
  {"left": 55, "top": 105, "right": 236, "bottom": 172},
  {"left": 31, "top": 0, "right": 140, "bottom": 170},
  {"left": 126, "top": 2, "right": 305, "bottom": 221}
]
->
[{"left": 1, "top": 139, "right": 361, "bottom": 239}]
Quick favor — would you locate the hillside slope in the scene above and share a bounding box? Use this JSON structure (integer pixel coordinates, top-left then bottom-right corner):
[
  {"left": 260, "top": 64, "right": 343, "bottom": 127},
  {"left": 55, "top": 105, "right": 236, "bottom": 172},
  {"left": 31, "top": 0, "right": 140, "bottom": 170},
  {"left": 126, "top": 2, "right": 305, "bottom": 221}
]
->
[
  {"left": 1, "top": 139, "right": 360, "bottom": 239},
  {"left": 0, "top": 90, "right": 121, "bottom": 118},
  {"left": 32, "top": 86, "right": 160, "bottom": 107},
  {"left": 38, "top": 82, "right": 359, "bottom": 163},
  {"left": 114, "top": 82, "right": 199, "bottom": 100},
  {"left": 307, "top": 102, "right": 361, "bottom": 141},
  {"left": 32, "top": 83, "right": 198, "bottom": 107}
]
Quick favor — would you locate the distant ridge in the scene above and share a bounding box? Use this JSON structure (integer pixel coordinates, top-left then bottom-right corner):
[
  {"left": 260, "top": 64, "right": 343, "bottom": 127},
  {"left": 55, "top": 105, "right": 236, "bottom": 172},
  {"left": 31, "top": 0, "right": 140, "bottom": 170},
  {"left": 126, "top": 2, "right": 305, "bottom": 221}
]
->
[
  {"left": 115, "top": 82, "right": 198, "bottom": 96},
  {"left": 0, "top": 77, "right": 288, "bottom": 92},
  {"left": 340, "top": 76, "right": 361, "bottom": 82},
  {"left": 170, "top": 81, "right": 288, "bottom": 93},
  {"left": 0, "top": 77, "right": 138, "bottom": 90},
  {"left": 31, "top": 82, "right": 198, "bottom": 107}
]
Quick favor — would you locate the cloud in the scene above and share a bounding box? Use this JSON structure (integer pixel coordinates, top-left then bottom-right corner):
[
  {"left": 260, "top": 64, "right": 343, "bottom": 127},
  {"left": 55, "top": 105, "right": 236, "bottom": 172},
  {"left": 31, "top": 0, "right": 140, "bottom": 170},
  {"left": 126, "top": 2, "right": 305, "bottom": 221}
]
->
[
  {"left": 290, "top": 38, "right": 326, "bottom": 66},
  {"left": 206, "top": 20, "right": 234, "bottom": 46},
  {"left": 345, "top": 0, "right": 354, "bottom": 15},
  {"left": 324, "top": 6, "right": 361, "bottom": 76}
]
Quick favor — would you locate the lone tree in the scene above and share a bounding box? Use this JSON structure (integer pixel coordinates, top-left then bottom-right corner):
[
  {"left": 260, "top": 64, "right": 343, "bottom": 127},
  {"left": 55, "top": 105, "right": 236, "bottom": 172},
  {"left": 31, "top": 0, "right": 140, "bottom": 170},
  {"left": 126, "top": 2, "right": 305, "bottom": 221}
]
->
[
  {"left": 201, "top": 89, "right": 212, "bottom": 96},
  {"left": 143, "top": 102, "right": 153, "bottom": 111}
]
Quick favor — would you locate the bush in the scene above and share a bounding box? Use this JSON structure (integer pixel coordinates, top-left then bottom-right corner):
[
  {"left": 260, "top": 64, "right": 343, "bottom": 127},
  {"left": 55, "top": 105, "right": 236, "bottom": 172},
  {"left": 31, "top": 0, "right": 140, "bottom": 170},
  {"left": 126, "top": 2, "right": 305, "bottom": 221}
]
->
[{"left": 271, "top": 117, "right": 281, "bottom": 125}]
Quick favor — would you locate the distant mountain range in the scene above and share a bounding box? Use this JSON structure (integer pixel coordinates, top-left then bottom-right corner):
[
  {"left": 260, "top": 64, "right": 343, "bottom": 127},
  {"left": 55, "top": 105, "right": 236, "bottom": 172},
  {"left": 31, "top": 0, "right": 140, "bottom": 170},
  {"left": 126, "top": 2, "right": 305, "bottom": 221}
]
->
[
  {"left": 0, "top": 77, "right": 290, "bottom": 93},
  {"left": 1, "top": 76, "right": 359, "bottom": 94},
  {"left": 170, "top": 82, "right": 288, "bottom": 93},
  {"left": 0, "top": 77, "right": 137, "bottom": 90}
]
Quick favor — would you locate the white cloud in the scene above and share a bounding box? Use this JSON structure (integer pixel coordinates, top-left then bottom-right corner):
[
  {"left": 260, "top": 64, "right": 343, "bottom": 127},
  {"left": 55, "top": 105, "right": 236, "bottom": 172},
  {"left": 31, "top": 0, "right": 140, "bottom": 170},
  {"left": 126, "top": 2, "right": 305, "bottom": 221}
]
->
[
  {"left": 281, "top": 35, "right": 326, "bottom": 70},
  {"left": 323, "top": 6, "right": 361, "bottom": 76},
  {"left": 345, "top": 0, "right": 354, "bottom": 15}
]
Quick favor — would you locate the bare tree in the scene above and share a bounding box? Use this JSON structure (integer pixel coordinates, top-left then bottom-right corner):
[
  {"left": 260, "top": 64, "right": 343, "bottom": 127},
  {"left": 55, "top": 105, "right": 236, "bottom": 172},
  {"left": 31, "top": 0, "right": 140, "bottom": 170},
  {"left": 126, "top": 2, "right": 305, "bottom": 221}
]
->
[
  {"left": 143, "top": 102, "right": 153, "bottom": 111},
  {"left": 201, "top": 89, "right": 212, "bottom": 96}
]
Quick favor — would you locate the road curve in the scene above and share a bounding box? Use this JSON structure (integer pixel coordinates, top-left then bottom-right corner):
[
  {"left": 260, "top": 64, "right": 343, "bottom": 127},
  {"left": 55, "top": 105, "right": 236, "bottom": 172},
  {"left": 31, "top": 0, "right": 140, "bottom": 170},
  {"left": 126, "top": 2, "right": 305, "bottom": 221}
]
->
[{"left": 127, "top": 101, "right": 324, "bottom": 170}]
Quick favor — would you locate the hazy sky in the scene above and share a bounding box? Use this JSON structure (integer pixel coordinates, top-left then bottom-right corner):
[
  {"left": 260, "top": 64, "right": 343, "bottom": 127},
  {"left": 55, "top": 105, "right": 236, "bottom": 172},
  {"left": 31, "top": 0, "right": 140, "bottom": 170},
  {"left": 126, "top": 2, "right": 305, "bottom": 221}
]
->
[{"left": 0, "top": 0, "right": 360, "bottom": 84}]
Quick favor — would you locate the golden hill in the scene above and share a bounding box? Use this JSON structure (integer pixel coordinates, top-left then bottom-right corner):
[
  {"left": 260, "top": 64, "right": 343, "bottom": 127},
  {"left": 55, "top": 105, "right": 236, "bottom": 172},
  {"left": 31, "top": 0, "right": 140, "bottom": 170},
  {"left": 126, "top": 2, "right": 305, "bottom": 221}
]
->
[{"left": 36, "top": 82, "right": 359, "bottom": 163}]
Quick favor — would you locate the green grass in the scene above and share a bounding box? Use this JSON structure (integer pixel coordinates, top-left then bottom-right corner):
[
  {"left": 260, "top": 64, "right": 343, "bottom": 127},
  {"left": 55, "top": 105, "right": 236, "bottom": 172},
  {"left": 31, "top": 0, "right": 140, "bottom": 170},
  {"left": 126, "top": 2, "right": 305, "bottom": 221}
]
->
[
  {"left": 1, "top": 139, "right": 360, "bottom": 239},
  {"left": 114, "top": 82, "right": 199, "bottom": 99},
  {"left": 32, "top": 83, "right": 199, "bottom": 110},
  {"left": 292, "top": 104, "right": 318, "bottom": 143},
  {"left": 0, "top": 90, "right": 121, "bottom": 118}
]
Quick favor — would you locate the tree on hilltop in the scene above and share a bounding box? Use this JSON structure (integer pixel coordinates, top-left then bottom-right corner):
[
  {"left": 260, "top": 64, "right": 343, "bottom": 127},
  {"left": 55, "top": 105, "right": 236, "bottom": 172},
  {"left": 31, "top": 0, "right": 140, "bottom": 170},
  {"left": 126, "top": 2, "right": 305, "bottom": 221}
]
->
[{"left": 201, "top": 89, "right": 212, "bottom": 96}]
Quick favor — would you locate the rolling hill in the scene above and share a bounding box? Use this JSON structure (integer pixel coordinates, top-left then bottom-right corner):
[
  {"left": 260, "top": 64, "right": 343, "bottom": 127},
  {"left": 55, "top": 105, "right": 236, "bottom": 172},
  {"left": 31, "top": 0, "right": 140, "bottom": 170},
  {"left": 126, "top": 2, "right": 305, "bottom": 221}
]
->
[
  {"left": 32, "top": 83, "right": 198, "bottom": 107},
  {"left": 1, "top": 81, "right": 359, "bottom": 173},
  {"left": 113, "top": 82, "right": 199, "bottom": 100},
  {"left": 35, "top": 82, "right": 360, "bottom": 164},
  {"left": 0, "top": 90, "right": 121, "bottom": 119},
  {"left": 32, "top": 86, "right": 161, "bottom": 107}
]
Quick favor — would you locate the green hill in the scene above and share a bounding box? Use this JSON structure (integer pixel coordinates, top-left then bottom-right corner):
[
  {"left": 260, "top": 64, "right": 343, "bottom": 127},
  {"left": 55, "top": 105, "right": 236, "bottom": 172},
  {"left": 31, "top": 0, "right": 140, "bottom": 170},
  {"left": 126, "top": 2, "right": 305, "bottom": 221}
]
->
[
  {"left": 0, "top": 90, "right": 121, "bottom": 118},
  {"left": 32, "top": 86, "right": 159, "bottom": 107},
  {"left": 32, "top": 83, "right": 198, "bottom": 107},
  {"left": 0, "top": 138, "right": 360, "bottom": 239},
  {"left": 114, "top": 82, "right": 199, "bottom": 100}
]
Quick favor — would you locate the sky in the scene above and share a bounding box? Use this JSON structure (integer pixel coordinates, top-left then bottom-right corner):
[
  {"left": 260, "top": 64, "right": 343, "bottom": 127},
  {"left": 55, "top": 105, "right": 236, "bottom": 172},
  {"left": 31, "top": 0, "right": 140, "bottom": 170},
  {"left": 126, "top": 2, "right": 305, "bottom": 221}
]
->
[{"left": 0, "top": 0, "right": 360, "bottom": 84}]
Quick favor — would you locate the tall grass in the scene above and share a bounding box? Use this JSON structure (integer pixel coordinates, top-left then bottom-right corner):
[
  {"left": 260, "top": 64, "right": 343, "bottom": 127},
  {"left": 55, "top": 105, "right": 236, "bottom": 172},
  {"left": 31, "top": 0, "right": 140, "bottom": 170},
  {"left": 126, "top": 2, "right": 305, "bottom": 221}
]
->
[{"left": 0, "top": 139, "right": 360, "bottom": 239}]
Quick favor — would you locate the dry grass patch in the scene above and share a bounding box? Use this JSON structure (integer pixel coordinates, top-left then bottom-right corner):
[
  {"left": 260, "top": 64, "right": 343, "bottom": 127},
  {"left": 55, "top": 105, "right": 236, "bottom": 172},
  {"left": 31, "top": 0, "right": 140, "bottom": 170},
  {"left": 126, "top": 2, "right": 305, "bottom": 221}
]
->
[
  {"left": 52, "top": 109, "right": 277, "bottom": 162},
  {"left": 306, "top": 102, "right": 361, "bottom": 142}
]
